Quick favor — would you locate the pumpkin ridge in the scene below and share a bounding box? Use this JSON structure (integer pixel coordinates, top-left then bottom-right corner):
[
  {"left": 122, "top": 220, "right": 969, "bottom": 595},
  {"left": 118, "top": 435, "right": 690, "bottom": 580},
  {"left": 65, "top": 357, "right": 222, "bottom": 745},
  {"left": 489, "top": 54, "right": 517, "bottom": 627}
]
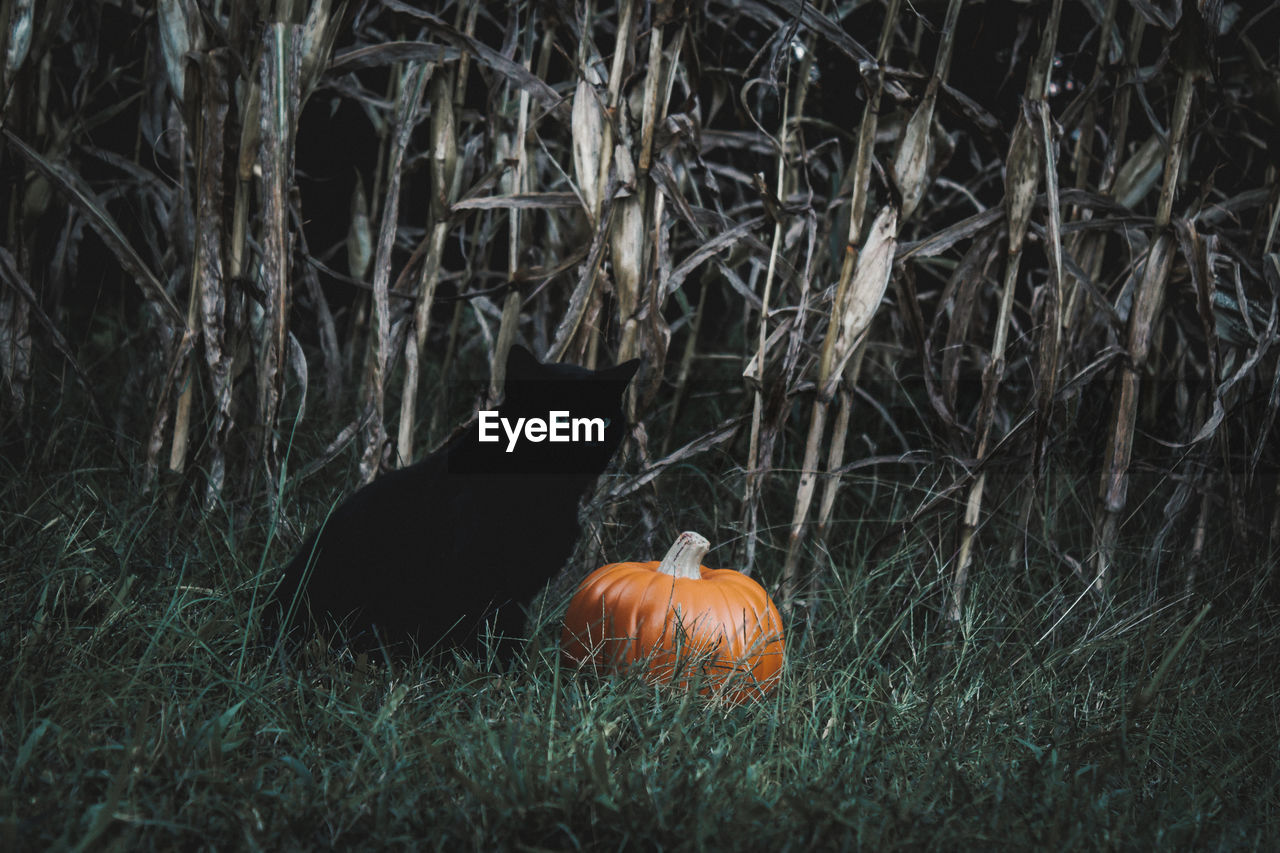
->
[
  {"left": 631, "top": 570, "right": 674, "bottom": 664},
  {"left": 603, "top": 567, "right": 643, "bottom": 661}
]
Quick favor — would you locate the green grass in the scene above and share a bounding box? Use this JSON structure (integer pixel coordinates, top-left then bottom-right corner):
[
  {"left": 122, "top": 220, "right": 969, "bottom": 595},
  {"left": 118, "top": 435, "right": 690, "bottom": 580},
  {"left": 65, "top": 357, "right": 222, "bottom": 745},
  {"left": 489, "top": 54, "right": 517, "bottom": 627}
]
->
[{"left": 2, "top": 440, "right": 1277, "bottom": 851}]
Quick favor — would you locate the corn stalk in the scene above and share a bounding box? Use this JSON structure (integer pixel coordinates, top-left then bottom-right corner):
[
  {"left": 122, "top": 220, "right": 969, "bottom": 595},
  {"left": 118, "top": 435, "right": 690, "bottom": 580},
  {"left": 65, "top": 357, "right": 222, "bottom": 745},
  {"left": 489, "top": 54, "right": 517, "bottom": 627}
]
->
[
  {"left": 788, "top": 0, "right": 908, "bottom": 597},
  {"left": 358, "top": 61, "right": 429, "bottom": 481},
  {"left": 256, "top": 23, "right": 304, "bottom": 491},
  {"left": 490, "top": 24, "right": 544, "bottom": 397},
  {"left": 395, "top": 68, "right": 457, "bottom": 466},
  {"left": 949, "top": 0, "right": 1062, "bottom": 624},
  {"left": 189, "top": 48, "right": 233, "bottom": 508},
  {"left": 1094, "top": 11, "right": 1206, "bottom": 591},
  {"left": 741, "top": 9, "right": 829, "bottom": 578}
]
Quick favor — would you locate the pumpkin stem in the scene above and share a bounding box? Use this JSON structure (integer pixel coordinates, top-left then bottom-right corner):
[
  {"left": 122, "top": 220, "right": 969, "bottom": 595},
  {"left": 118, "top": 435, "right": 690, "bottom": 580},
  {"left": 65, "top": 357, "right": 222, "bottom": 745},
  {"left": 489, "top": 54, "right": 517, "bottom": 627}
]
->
[{"left": 657, "top": 531, "right": 710, "bottom": 580}]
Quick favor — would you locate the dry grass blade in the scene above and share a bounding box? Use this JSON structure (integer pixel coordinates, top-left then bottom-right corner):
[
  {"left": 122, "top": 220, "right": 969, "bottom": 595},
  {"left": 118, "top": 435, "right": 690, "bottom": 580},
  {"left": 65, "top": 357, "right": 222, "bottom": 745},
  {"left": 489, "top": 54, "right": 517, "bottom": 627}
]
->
[
  {"left": 288, "top": 331, "right": 308, "bottom": 427},
  {"left": 761, "top": 0, "right": 882, "bottom": 80},
  {"left": 898, "top": 207, "right": 1004, "bottom": 261},
  {"left": 548, "top": 197, "right": 616, "bottom": 362},
  {"left": 1112, "top": 135, "right": 1164, "bottom": 210},
  {"left": 1003, "top": 108, "right": 1043, "bottom": 267}
]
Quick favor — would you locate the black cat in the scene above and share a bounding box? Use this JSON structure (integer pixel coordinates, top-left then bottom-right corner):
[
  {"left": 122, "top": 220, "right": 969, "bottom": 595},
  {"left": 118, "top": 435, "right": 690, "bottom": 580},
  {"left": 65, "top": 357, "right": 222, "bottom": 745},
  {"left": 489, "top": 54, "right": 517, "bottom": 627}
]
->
[{"left": 267, "top": 345, "right": 639, "bottom": 661}]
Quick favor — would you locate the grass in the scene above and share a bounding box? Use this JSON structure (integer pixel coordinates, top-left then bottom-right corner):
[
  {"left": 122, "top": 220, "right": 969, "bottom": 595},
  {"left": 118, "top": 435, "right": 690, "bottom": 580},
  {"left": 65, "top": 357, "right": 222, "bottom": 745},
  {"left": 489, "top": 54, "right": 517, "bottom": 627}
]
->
[{"left": 2, "top": 432, "right": 1276, "bottom": 851}]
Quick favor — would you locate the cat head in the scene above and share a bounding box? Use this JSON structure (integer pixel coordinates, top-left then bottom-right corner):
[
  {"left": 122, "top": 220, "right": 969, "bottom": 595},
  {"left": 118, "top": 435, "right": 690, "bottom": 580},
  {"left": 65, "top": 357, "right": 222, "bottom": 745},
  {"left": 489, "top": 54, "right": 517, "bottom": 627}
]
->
[
  {"left": 503, "top": 345, "right": 639, "bottom": 401},
  {"left": 462, "top": 345, "right": 639, "bottom": 476}
]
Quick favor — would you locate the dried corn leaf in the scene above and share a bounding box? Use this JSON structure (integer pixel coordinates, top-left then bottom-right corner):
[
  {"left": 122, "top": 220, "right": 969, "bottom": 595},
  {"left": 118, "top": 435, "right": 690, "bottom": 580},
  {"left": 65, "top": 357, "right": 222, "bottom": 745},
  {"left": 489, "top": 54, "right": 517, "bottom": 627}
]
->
[
  {"left": 1032, "top": 99, "right": 1065, "bottom": 473},
  {"left": 610, "top": 187, "right": 645, "bottom": 322},
  {"left": 347, "top": 173, "right": 371, "bottom": 280},
  {"left": 893, "top": 0, "right": 962, "bottom": 219},
  {"left": 157, "top": 0, "right": 203, "bottom": 103},
  {"left": 330, "top": 42, "right": 459, "bottom": 73},
  {"left": 0, "top": 247, "right": 95, "bottom": 408},
  {"left": 428, "top": 71, "right": 457, "bottom": 221},
  {"left": 1004, "top": 107, "right": 1043, "bottom": 253},
  {"left": 663, "top": 215, "right": 768, "bottom": 304},
  {"left": 383, "top": 1, "right": 570, "bottom": 121},
  {"left": 362, "top": 61, "right": 430, "bottom": 480},
  {"left": 1113, "top": 134, "right": 1164, "bottom": 209},
  {"left": 605, "top": 417, "right": 744, "bottom": 501},
  {"left": 898, "top": 207, "right": 1003, "bottom": 261},
  {"left": 760, "top": 0, "right": 892, "bottom": 89},
  {"left": 2, "top": 129, "right": 183, "bottom": 326},
  {"left": 548, "top": 196, "right": 615, "bottom": 362},
  {"left": 300, "top": 0, "right": 345, "bottom": 97},
  {"left": 3, "top": 0, "right": 34, "bottom": 88},
  {"left": 572, "top": 77, "right": 605, "bottom": 221},
  {"left": 821, "top": 204, "right": 898, "bottom": 399},
  {"left": 451, "top": 192, "right": 581, "bottom": 211},
  {"left": 893, "top": 87, "right": 939, "bottom": 221}
]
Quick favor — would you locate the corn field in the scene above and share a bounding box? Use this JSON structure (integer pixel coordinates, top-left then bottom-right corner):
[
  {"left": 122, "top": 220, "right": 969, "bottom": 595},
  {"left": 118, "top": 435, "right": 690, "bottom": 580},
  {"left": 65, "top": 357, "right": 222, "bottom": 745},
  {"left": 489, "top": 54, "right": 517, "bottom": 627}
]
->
[{"left": 2, "top": 0, "right": 1278, "bottom": 619}]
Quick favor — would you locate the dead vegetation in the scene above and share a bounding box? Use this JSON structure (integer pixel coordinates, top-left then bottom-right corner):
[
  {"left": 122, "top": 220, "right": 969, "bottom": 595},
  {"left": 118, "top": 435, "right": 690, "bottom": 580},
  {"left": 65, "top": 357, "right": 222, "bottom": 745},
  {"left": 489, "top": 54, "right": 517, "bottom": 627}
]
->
[{"left": 2, "top": 0, "right": 1278, "bottom": 617}]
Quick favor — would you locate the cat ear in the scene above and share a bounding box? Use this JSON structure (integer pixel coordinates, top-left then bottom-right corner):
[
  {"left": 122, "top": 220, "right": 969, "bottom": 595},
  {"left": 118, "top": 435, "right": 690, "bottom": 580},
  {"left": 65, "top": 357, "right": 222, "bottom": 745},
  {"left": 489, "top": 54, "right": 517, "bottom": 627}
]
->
[
  {"left": 604, "top": 358, "right": 641, "bottom": 385},
  {"left": 505, "top": 344, "right": 540, "bottom": 379}
]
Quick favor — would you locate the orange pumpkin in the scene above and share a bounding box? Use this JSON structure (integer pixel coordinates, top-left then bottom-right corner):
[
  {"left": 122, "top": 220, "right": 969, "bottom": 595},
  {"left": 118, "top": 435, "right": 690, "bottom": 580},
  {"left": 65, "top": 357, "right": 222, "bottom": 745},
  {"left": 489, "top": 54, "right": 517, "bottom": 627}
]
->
[{"left": 561, "top": 531, "right": 785, "bottom": 704}]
